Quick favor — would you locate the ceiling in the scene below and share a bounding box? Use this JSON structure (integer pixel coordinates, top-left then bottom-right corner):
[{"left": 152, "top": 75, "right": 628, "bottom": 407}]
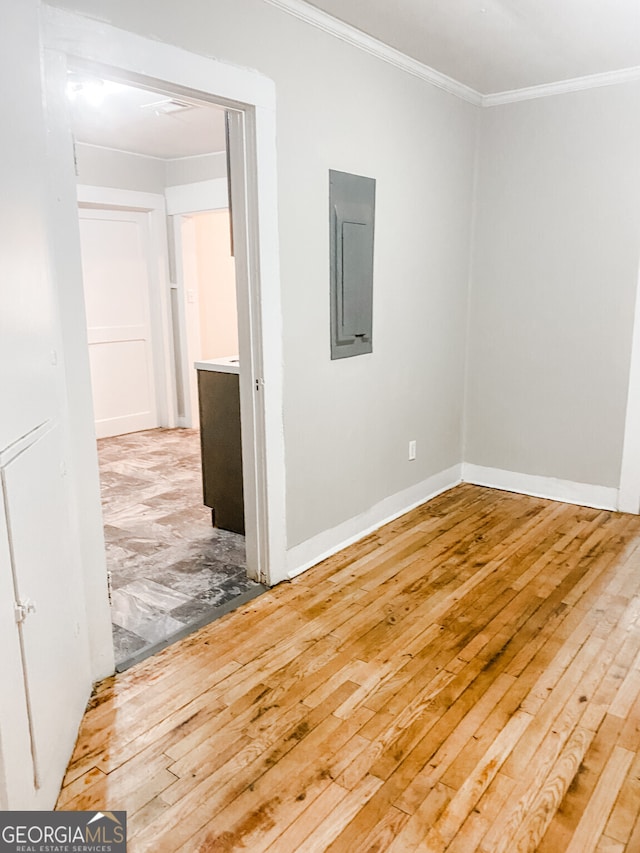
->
[
  {"left": 68, "top": 77, "right": 227, "bottom": 159},
  {"left": 67, "top": 2, "right": 640, "bottom": 127},
  {"left": 302, "top": 0, "right": 640, "bottom": 95}
]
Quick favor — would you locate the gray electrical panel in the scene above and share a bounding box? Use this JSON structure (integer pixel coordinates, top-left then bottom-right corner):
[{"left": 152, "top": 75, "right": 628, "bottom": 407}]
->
[{"left": 330, "top": 169, "right": 375, "bottom": 359}]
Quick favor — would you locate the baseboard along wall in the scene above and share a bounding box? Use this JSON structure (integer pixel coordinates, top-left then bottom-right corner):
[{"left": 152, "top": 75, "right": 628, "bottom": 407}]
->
[
  {"left": 284, "top": 461, "right": 621, "bottom": 582},
  {"left": 286, "top": 464, "right": 462, "bottom": 579}
]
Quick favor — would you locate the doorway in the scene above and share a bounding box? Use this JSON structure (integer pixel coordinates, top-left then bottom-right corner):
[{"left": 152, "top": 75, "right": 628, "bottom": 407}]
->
[
  {"left": 70, "top": 76, "right": 266, "bottom": 668},
  {"left": 43, "top": 10, "right": 287, "bottom": 685}
]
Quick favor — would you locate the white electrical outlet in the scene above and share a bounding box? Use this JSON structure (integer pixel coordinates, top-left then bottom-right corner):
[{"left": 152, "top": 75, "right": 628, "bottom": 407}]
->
[{"left": 409, "top": 440, "right": 417, "bottom": 461}]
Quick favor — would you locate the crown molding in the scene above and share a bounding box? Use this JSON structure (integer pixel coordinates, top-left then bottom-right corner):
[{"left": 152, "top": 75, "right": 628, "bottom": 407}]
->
[
  {"left": 263, "top": 0, "right": 483, "bottom": 106},
  {"left": 483, "top": 64, "right": 640, "bottom": 107},
  {"left": 265, "top": 0, "right": 640, "bottom": 110}
]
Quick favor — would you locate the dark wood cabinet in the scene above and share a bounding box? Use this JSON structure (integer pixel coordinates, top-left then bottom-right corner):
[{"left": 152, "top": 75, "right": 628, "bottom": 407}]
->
[{"left": 197, "top": 366, "right": 244, "bottom": 535}]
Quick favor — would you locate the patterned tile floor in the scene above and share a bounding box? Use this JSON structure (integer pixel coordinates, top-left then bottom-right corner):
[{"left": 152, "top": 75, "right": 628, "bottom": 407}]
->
[{"left": 97, "top": 427, "right": 264, "bottom": 669}]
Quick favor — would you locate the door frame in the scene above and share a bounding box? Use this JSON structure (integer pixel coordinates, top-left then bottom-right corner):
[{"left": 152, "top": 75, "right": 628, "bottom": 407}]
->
[
  {"left": 172, "top": 212, "right": 202, "bottom": 429},
  {"left": 42, "top": 7, "right": 287, "bottom": 677},
  {"left": 77, "top": 186, "right": 176, "bottom": 433},
  {"left": 166, "top": 178, "right": 232, "bottom": 429}
]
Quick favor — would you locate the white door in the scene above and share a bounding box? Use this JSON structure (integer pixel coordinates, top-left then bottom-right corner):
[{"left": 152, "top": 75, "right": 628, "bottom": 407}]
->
[{"left": 78, "top": 207, "right": 159, "bottom": 438}]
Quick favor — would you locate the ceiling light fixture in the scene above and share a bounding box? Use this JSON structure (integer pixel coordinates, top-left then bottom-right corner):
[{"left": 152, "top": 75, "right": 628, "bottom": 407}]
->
[{"left": 66, "top": 76, "right": 124, "bottom": 106}]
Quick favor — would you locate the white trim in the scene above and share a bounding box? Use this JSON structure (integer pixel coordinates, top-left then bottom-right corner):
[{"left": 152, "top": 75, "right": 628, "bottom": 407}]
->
[
  {"left": 171, "top": 214, "right": 201, "bottom": 428},
  {"left": 285, "top": 464, "right": 462, "bottom": 581},
  {"left": 249, "top": 105, "right": 287, "bottom": 581},
  {"left": 76, "top": 185, "right": 165, "bottom": 211},
  {"left": 165, "top": 178, "right": 229, "bottom": 215},
  {"left": 42, "top": 6, "right": 276, "bottom": 107},
  {"left": 75, "top": 141, "right": 227, "bottom": 162},
  {"left": 618, "top": 260, "right": 640, "bottom": 514},
  {"left": 263, "top": 0, "right": 482, "bottom": 106},
  {"left": 169, "top": 150, "right": 227, "bottom": 164},
  {"left": 483, "top": 66, "right": 640, "bottom": 108},
  {"left": 75, "top": 141, "right": 166, "bottom": 162},
  {"left": 43, "top": 10, "right": 286, "bottom": 591},
  {"left": 266, "top": 0, "right": 640, "bottom": 108},
  {"left": 462, "top": 463, "right": 618, "bottom": 511}
]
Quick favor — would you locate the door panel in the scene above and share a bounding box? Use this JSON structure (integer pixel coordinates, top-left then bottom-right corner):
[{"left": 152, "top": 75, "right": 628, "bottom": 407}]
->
[
  {"left": 78, "top": 208, "right": 158, "bottom": 438},
  {"left": 2, "top": 423, "right": 91, "bottom": 803},
  {"left": 88, "top": 340, "right": 154, "bottom": 434}
]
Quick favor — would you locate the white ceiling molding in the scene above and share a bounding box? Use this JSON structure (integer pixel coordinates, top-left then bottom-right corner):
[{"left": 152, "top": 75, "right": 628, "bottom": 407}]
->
[
  {"left": 75, "top": 141, "right": 227, "bottom": 162},
  {"left": 76, "top": 141, "right": 165, "bottom": 162},
  {"left": 266, "top": 0, "right": 640, "bottom": 109},
  {"left": 483, "top": 65, "right": 640, "bottom": 107},
  {"left": 263, "top": 0, "right": 483, "bottom": 106}
]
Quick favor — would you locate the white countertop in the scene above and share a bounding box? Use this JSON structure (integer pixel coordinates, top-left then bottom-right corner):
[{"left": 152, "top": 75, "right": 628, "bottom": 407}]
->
[{"left": 194, "top": 356, "right": 240, "bottom": 375}]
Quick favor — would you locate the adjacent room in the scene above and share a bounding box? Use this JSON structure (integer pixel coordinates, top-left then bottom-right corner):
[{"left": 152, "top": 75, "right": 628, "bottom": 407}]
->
[{"left": 70, "top": 78, "right": 263, "bottom": 667}]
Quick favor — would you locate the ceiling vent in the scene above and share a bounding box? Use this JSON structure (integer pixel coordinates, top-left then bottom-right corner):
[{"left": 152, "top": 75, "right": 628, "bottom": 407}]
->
[{"left": 140, "top": 98, "right": 197, "bottom": 116}]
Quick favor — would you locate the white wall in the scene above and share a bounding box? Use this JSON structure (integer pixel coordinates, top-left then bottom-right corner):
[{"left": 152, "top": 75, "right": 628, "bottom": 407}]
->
[
  {"left": 75, "top": 143, "right": 226, "bottom": 192},
  {"left": 466, "top": 84, "right": 640, "bottom": 489},
  {"left": 0, "top": 0, "right": 109, "bottom": 808},
  {"left": 165, "top": 151, "right": 227, "bottom": 186},
  {"left": 50, "top": 0, "right": 478, "bottom": 548},
  {"left": 75, "top": 143, "right": 166, "bottom": 192},
  {"left": 194, "top": 210, "right": 238, "bottom": 359}
]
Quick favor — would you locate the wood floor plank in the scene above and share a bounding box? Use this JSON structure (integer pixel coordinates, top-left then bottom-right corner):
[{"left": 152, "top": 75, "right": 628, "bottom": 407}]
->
[
  {"left": 388, "top": 781, "right": 454, "bottom": 853},
  {"left": 394, "top": 672, "right": 516, "bottom": 814},
  {"left": 603, "top": 750, "right": 640, "bottom": 846},
  {"left": 537, "top": 714, "right": 627, "bottom": 852},
  {"left": 564, "top": 745, "right": 634, "bottom": 853},
  {"left": 493, "top": 726, "right": 596, "bottom": 853},
  {"left": 133, "top": 680, "right": 362, "bottom": 852},
  {"left": 266, "top": 776, "right": 366, "bottom": 852},
  {"left": 294, "top": 775, "right": 385, "bottom": 853},
  {"left": 595, "top": 837, "right": 625, "bottom": 853},
  {"left": 417, "top": 710, "right": 533, "bottom": 852},
  {"left": 624, "top": 809, "right": 640, "bottom": 853},
  {"left": 55, "top": 484, "right": 640, "bottom": 852},
  {"left": 183, "top": 707, "right": 375, "bottom": 852},
  {"left": 445, "top": 771, "right": 515, "bottom": 853}
]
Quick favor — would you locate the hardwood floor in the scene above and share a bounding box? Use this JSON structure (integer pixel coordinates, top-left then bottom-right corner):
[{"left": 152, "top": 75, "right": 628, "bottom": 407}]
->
[{"left": 56, "top": 484, "right": 640, "bottom": 851}]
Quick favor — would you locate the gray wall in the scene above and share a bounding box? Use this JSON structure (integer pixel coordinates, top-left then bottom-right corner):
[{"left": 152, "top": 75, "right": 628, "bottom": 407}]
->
[
  {"left": 75, "top": 143, "right": 226, "bottom": 192},
  {"left": 165, "top": 151, "right": 227, "bottom": 185},
  {"left": 466, "top": 84, "right": 640, "bottom": 487},
  {"left": 54, "top": 0, "right": 479, "bottom": 547},
  {"left": 75, "top": 144, "right": 165, "bottom": 192}
]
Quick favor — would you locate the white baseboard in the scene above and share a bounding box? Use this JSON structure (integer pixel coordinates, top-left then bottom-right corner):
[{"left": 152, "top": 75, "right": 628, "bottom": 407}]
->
[
  {"left": 283, "top": 461, "right": 621, "bottom": 585},
  {"left": 462, "top": 463, "right": 619, "bottom": 511},
  {"left": 285, "top": 464, "right": 462, "bottom": 580}
]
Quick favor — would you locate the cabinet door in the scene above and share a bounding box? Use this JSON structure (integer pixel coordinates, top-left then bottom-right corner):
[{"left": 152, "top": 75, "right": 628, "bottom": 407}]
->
[{"left": 198, "top": 370, "right": 244, "bottom": 534}]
